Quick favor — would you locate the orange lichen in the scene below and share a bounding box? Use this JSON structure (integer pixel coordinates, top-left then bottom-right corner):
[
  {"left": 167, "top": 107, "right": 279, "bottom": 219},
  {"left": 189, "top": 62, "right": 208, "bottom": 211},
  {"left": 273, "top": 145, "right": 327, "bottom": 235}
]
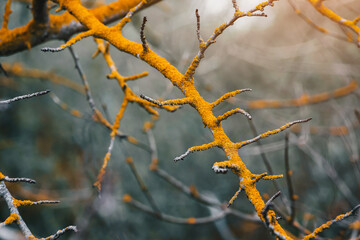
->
[
  {"left": 4, "top": 213, "right": 19, "bottom": 224},
  {"left": 1, "top": 63, "right": 84, "bottom": 94},
  {"left": 1, "top": 0, "right": 12, "bottom": 30},
  {"left": 143, "top": 121, "right": 154, "bottom": 132},
  {"left": 228, "top": 188, "right": 241, "bottom": 206},
  {"left": 262, "top": 193, "right": 270, "bottom": 201},
  {"left": 122, "top": 194, "right": 132, "bottom": 202},
  {"left": 350, "top": 220, "right": 360, "bottom": 229},
  {"left": 187, "top": 217, "right": 196, "bottom": 224},
  {"left": 189, "top": 185, "right": 199, "bottom": 198},
  {"left": 40, "top": 0, "right": 307, "bottom": 238},
  {"left": 70, "top": 109, "right": 83, "bottom": 118},
  {"left": 256, "top": 0, "right": 276, "bottom": 11},
  {"left": 125, "top": 156, "right": 133, "bottom": 164},
  {"left": 217, "top": 108, "right": 251, "bottom": 123},
  {"left": 248, "top": 81, "right": 357, "bottom": 109},
  {"left": 127, "top": 136, "right": 138, "bottom": 145},
  {"left": 303, "top": 212, "right": 315, "bottom": 221},
  {"left": 110, "top": 99, "right": 128, "bottom": 137},
  {"left": 0, "top": 172, "right": 4, "bottom": 180},
  {"left": 291, "top": 120, "right": 359, "bottom": 136},
  {"left": 291, "top": 2, "right": 329, "bottom": 34},
  {"left": 13, "top": 199, "right": 34, "bottom": 207},
  {"left": 93, "top": 151, "right": 111, "bottom": 191},
  {"left": 303, "top": 208, "right": 356, "bottom": 240},
  {"left": 305, "top": 0, "right": 360, "bottom": 47},
  {"left": 292, "top": 194, "right": 299, "bottom": 201},
  {"left": 149, "top": 158, "right": 158, "bottom": 171},
  {"left": 0, "top": 0, "right": 159, "bottom": 56},
  {"left": 124, "top": 72, "right": 148, "bottom": 81}
]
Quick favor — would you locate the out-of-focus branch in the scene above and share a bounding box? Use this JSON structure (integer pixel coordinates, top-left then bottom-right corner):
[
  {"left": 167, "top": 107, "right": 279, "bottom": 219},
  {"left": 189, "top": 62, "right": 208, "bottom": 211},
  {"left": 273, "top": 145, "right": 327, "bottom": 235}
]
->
[
  {"left": 123, "top": 194, "right": 231, "bottom": 225},
  {"left": 306, "top": 0, "right": 360, "bottom": 47},
  {"left": 284, "top": 133, "right": 296, "bottom": 224},
  {"left": 247, "top": 81, "right": 358, "bottom": 109},
  {"left": 1, "top": 62, "right": 84, "bottom": 94}
]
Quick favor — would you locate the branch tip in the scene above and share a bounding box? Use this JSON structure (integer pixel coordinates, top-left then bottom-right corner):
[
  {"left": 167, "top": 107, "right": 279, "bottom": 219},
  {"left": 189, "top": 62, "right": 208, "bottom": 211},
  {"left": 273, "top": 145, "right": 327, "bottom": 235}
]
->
[
  {"left": 195, "top": 9, "right": 202, "bottom": 43},
  {"left": 41, "top": 47, "right": 65, "bottom": 53},
  {"left": 174, "top": 150, "right": 190, "bottom": 162},
  {"left": 212, "top": 165, "right": 228, "bottom": 174},
  {"left": 262, "top": 191, "right": 281, "bottom": 215},
  {"left": 140, "top": 16, "right": 149, "bottom": 52}
]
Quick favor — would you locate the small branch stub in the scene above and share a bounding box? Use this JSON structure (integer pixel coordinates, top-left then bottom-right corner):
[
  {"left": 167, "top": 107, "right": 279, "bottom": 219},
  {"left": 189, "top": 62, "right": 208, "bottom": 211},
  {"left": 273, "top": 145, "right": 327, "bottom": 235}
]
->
[{"left": 140, "top": 16, "right": 149, "bottom": 52}]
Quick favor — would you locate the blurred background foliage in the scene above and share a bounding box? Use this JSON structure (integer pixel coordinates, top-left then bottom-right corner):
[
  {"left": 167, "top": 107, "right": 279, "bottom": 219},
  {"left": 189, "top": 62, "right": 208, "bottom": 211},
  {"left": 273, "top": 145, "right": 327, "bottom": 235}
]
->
[{"left": 1, "top": 0, "right": 360, "bottom": 239}]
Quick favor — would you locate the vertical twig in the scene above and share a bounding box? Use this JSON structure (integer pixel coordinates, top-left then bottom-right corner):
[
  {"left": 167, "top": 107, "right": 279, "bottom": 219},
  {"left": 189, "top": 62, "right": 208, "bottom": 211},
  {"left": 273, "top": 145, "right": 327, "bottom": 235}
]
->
[
  {"left": 247, "top": 117, "right": 290, "bottom": 213},
  {"left": 284, "top": 133, "right": 296, "bottom": 224},
  {"left": 124, "top": 155, "right": 161, "bottom": 215},
  {"left": 68, "top": 46, "right": 97, "bottom": 113},
  {"left": 140, "top": 16, "right": 148, "bottom": 52}
]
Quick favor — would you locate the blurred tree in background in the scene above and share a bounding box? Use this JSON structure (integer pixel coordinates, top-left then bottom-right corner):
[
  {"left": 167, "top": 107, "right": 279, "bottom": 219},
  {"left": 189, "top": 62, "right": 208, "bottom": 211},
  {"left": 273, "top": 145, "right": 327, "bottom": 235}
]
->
[{"left": 1, "top": 0, "right": 360, "bottom": 239}]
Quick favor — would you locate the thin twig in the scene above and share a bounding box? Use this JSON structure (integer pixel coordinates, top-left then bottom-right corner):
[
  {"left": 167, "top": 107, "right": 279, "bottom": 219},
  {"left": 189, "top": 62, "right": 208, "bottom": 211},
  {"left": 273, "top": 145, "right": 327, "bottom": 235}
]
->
[
  {"left": 68, "top": 46, "right": 96, "bottom": 112},
  {"left": 140, "top": 16, "right": 148, "bottom": 52},
  {"left": 247, "top": 117, "right": 290, "bottom": 215},
  {"left": 125, "top": 195, "right": 228, "bottom": 224},
  {"left": 125, "top": 156, "right": 161, "bottom": 214},
  {"left": 284, "top": 133, "right": 296, "bottom": 224},
  {"left": 237, "top": 118, "right": 312, "bottom": 149},
  {"left": 261, "top": 191, "right": 287, "bottom": 240},
  {"left": 0, "top": 90, "right": 50, "bottom": 105}
]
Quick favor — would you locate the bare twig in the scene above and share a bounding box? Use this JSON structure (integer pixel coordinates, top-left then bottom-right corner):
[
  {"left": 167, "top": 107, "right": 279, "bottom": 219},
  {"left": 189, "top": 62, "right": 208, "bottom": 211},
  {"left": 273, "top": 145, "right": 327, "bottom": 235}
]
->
[
  {"left": 125, "top": 156, "right": 160, "bottom": 214},
  {"left": 284, "top": 133, "right": 296, "bottom": 224},
  {"left": 0, "top": 90, "right": 49, "bottom": 105},
  {"left": 237, "top": 118, "right": 312, "bottom": 149},
  {"left": 140, "top": 16, "right": 148, "bottom": 52},
  {"left": 261, "top": 191, "right": 287, "bottom": 240}
]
